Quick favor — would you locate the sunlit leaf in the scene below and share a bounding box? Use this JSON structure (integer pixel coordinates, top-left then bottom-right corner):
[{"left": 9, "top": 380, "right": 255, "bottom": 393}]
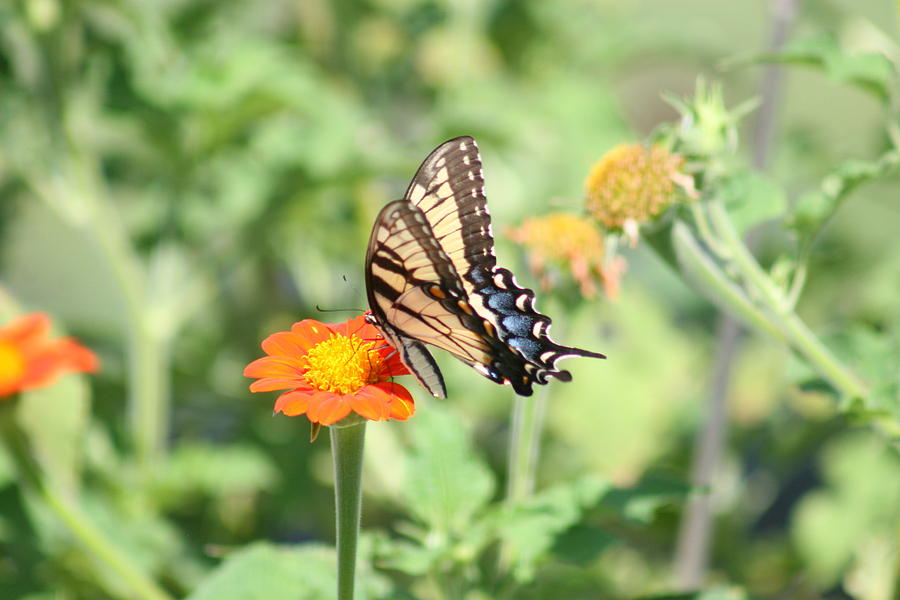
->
[
  {"left": 185, "top": 543, "right": 336, "bottom": 600},
  {"left": 403, "top": 402, "right": 495, "bottom": 536},
  {"left": 788, "top": 152, "right": 900, "bottom": 243},
  {"left": 750, "top": 34, "right": 897, "bottom": 102},
  {"left": 494, "top": 476, "right": 610, "bottom": 580}
]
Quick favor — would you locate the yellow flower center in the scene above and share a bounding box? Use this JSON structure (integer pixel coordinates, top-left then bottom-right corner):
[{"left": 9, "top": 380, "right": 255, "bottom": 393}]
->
[
  {"left": 585, "top": 144, "right": 684, "bottom": 229},
  {"left": 303, "top": 334, "right": 385, "bottom": 395},
  {"left": 0, "top": 340, "right": 26, "bottom": 390}
]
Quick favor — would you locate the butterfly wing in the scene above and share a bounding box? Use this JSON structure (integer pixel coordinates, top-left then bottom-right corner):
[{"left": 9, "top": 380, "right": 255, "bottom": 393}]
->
[
  {"left": 404, "top": 137, "right": 606, "bottom": 385},
  {"left": 365, "top": 200, "right": 540, "bottom": 396}
]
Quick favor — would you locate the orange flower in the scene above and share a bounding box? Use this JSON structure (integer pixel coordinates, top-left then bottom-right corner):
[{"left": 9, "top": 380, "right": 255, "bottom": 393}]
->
[
  {"left": 244, "top": 314, "right": 414, "bottom": 426},
  {"left": 0, "top": 313, "right": 99, "bottom": 398},
  {"left": 508, "top": 213, "right": 626, "bottom": 299}
]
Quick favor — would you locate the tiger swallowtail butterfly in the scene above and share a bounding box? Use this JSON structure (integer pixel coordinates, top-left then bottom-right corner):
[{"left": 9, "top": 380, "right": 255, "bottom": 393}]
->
[{"left": 365, "top": 136, "right": 605, "bottom": 398}]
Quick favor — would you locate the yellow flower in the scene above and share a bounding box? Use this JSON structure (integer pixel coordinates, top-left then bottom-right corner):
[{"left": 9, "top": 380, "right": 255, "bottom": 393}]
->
[{"left": 585, "top": 144, "right": 685, "bottom": 233}]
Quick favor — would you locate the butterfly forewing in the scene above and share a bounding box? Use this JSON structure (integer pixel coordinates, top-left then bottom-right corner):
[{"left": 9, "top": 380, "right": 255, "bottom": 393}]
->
[{"left": 404, "top": 137, "right": 498, "bottom": 322}]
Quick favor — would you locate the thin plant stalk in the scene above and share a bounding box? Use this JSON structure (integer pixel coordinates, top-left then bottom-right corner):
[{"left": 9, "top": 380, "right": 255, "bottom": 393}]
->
[
  {"left": 0, "top": 404, "right": 172, "bottom": 600},
  {"left": 674, "top": 0, "right": 798, "bottom": 587},
  {"left": 707, "top": 199, "right": 868, "bottom": 398},
  {"left": 331, "top": 422, "right": 366, "bottom": 600},
  {"left": 22, "top": 15, "right": 171, "bottom": 477},
  {"left": 28, "top": 151, "right": 170, "bottom": 478},
  {"left": 505, "top": 388, "right": 549, "bottom": 503}
]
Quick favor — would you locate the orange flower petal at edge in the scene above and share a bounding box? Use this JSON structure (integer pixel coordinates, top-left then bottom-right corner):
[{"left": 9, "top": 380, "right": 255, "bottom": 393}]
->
[
  {"left": 51, "top": 339, "right": 99, "bottom": 372},
  {"left": 331, "top": 314, "right": 370, "bottom": 338},
  {"left": 250, "top": 377, "right": 308, "bottom": 393},
  {"left": 289, "top": 320, "right": 334, "bottom": 348},
  {"left": 307, "top": 392, "right": 352, "bottom": 426},
  {"left": 377, "top": 382, "right": 415, "bottom": 420},
  {"left": 274, "top": 387, "right": 316, "bottom": 415},
  {"left": 351, "top": 385, "right": 393, "bottom": 421},
  {"left": 244, "top": 356, "right": 304, "bottom": 380},
  {"left": 0, "top": 313, "right": 50, "bottom": 343},
  {"left": 262, "top": 329, "right": 318, "bottom": 357},
  {"left": 20, "top": 339, "right": 99, "bottom": 390}
]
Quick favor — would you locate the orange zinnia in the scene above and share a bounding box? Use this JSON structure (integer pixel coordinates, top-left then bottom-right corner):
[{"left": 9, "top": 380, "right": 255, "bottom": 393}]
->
[
  {"left": 244, "top": 314, "right": 414, "bottom": 426},
  {"left": 0, "top": 313, "right": 99, "bottom": 398}
]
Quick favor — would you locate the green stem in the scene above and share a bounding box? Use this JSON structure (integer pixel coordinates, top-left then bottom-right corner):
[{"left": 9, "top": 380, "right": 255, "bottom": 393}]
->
[
  {"left": 0, "top": 404, "right": 172, "bottom": 600},
  {"left": 29, "top": 153, "right": 169, "bottom": 477},
  {"left": 707, "top": 200, "right": 869, "bottom": 398},
  {"left": 331, "top": 422, "right": 366, "bottom": 600},
  {"left": 672, "top": 220, "right": 786, "bottom": 343},
  {"left": 505, "top": 389, "right": 548, "bottom": 503}
]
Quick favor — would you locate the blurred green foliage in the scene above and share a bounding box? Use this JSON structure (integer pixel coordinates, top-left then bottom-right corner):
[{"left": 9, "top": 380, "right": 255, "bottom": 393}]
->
[{"left": 1, "top": 0, "right": 898, "bottom": 599}]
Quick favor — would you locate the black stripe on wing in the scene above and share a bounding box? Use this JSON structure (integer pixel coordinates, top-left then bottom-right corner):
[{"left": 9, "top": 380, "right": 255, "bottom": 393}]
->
[{"left": 404, "top": 137, "right": 497, "bottom": 301}]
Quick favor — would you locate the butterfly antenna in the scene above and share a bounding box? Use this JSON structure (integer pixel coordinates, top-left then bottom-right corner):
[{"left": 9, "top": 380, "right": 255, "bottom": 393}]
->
[{"left": 315, "top": 305, "right": 364, "bottom": 314}]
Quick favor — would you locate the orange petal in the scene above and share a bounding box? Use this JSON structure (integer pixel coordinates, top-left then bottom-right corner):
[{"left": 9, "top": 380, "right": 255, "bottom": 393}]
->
[
  {"left": 331, "top": 314, "right": 370, "bottom": 338},
  {"left": 290, "top": 320, "right": 333, "bottom": 348},
  {"left": 351, "top": 386, "right": 392, "bottom": 421},
  {"left": 308, "top": 392, "right": 353, "bottom": 425},
  {"left": 0, "top": 313, "right": 50, "bottom": 344},
  {"left": 274, "top": 388, "right": 315, "bottom": 415},
  {"left": 377, "top": 381, "right": 415, "bottom": 420},
  {"left": 249, "top": 377, "right": 306, "bottom": 393},
  {"left": 261, "top": 331, "right": 312, "bottom": 358},
  {"left": 54, "top": 339, "right": 99, "bottom": 372},
  {"left": 19, "top": 338, "right": 99, "bottom": 391},
  {"left": 380, "top": 348, "right": 410, "bottom": 377},
  {"left": 244, "top": 356, "right": 304, "bottom": 379}
]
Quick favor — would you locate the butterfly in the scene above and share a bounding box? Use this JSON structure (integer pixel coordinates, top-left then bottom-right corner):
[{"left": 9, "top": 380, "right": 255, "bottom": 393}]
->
[{"left": 365, "top": 136, "right": 605, "bottom": 398}]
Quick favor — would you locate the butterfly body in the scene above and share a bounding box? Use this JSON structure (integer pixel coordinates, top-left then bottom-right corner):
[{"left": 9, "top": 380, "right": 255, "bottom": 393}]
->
[{"left": 365, "top": 137, "right": 605, "bottom": 398}]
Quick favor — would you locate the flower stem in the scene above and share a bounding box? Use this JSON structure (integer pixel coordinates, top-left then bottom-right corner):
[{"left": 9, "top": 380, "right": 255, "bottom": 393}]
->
[
  {"left": 331, "top": 422, "right": 366, "bottom": 600},
  {"left": 672, "top": 220, "right": 786, "bottom": 343},
  {"left": 0, "top": 404, "right": 172, "bottom": 600},
  {"left": 707, "top": 199, "right": 869, "bottom": 399},
  {"left": 505, "top": 389, "right": 548, "bottom": 503},
  {"left": 28, "top": 150, "right": 169, "bottom": 479}
]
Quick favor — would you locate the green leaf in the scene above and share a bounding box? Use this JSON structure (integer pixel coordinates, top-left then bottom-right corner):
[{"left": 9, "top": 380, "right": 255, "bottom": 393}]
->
[
  {"left": 403, "top": 402, "right": 495, "bottom": 536},
  {"left": 16, "top": 375, "right": 91, "bottom": 495},
  {"left": 753, "top": 34, "right": 896, "bottom": 102},
  {"left": 185, "top": 543, "right": 337, "bottom": 600},
  {"left": 791, "top": 432, "right": 900, "bottom": 587},
  {"left": 494, "top": 476, "right": 610, "bottom": 581},
  {"left": 600, "top": 471, "right": 691, "bottom": 523},
  {"left": 635, "top": 588, "right": 754, "bottom": 600},
  {"left": 370, "top": 533, "right": 444, "bottom": 576},
  {"left": 152, "top": 442, "right": 279, "bottom": 505},
  {"left": 788, "top": 152, "right": 900, "bottom": 243},
  {"left": 719, "top": 171, "right": 787, "bottom": 234},
  {"left": 550, "top": 524, "right": 615, "bottom": 566},
  {"left": 789, "top": 325, "right": 900, "bottom": 435}
]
